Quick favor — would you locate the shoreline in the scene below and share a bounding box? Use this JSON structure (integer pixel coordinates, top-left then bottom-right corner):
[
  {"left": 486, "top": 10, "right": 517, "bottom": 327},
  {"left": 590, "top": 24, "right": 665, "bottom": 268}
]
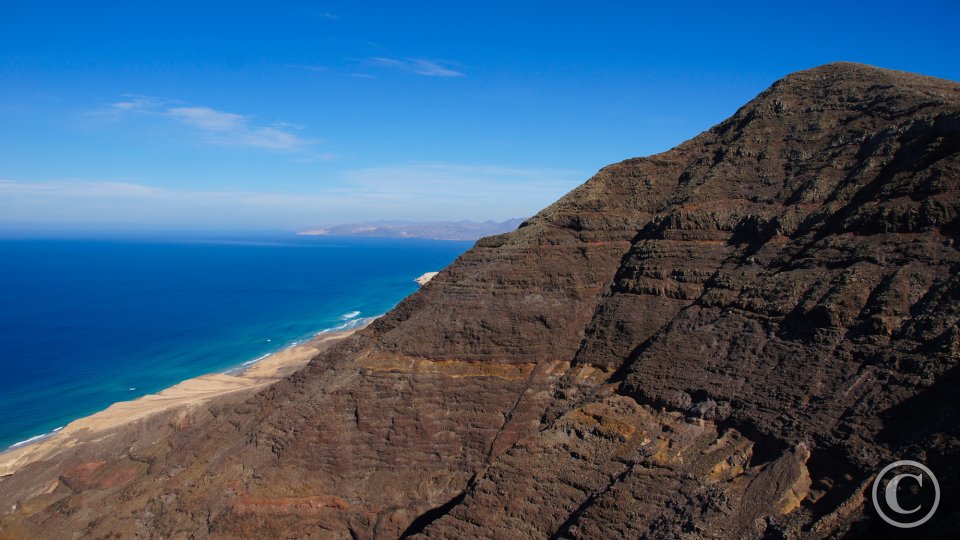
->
[{"left": 0, "top": 318, "right": 374, "bottom": 477}]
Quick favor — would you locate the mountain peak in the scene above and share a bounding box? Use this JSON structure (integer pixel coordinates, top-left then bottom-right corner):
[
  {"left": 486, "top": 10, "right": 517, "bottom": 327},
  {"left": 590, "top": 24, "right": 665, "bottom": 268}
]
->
[
  {"left": 783, "top": 60, "right": 956, "bottom": 85},
  {"left": 744, "top": 61, "right": 959, "bottom": 117}
]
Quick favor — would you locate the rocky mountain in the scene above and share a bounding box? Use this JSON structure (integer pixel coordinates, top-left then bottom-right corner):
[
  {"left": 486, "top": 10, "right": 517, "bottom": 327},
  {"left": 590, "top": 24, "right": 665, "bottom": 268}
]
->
[
  {"left": 298, "top": 218, "right": 526, "bottom": 241},
  {"left": 0, "top": 62, "right": 957, "bottom": 539}
]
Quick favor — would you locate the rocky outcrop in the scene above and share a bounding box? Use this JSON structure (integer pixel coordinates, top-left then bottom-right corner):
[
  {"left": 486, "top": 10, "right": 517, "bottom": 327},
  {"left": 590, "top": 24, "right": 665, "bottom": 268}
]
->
[{"left": 1, "top": 63, "right": 957, "bottom": 539}]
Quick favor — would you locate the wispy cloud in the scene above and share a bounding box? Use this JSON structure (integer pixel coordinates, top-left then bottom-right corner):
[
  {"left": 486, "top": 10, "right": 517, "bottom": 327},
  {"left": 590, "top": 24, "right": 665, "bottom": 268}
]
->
[
  {"left": 166, "top": 107, "right": 311, "bottom": 151},
  {"left": 105, "top": 97, "right": 315, "bottom": 152},
  {"left": 0, "top": 179, "right": 325, "bottom": 230},
  {"left": 368, "top": 57, "right": 465, "bottom": 77},
  {"left": 285, "top": 64, "right": 329, "bottom": 73},
  {"left": 166, "top": 107, "right": 244, "bottom": 131},
  {"left": 109, "top": 96, "right": 168, "bottom": 112},
  {"left": 297, "top": 7, "right": 338, "bottom": 20},
  {"left": 0, "top": 164, "right": 583, "bottom": 230}
]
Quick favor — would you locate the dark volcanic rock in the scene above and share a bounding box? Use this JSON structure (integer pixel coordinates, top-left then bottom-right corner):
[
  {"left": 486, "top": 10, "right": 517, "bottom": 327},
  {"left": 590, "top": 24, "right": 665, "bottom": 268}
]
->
[{"left": 1, "top": 63, "right": 958, "bottom": 539}]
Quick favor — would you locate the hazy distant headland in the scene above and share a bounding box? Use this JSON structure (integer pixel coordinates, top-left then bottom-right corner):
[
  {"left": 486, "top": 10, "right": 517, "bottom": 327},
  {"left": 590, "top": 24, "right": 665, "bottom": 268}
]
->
[{"left": 298, "top": 218, "right": 525, "bottom": 241}]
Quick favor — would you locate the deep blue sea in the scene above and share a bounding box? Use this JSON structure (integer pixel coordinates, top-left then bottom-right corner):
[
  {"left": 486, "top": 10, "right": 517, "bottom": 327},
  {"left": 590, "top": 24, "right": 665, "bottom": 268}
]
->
[{"left": 0, "top": 235, "right": 471, "bottom": 450}]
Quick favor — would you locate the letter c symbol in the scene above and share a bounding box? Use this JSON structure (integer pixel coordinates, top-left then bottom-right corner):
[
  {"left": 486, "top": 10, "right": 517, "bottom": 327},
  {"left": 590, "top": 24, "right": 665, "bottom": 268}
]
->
[
  {"left": 885, "top": 473, "right": 922, "bottom": 514},
  {"left": 872, "top": 460, "right": 940, "bottom": 528}
]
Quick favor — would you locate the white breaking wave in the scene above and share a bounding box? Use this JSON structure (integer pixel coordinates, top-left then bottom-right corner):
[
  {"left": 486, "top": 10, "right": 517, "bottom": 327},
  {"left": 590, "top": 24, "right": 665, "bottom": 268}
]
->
[
  {"left": 9, "top": 434, "right": 47, "bottom": 448},
  {"left": 318, "top": 315, "right": 379, "bottom": 335},
  {"left": 8, "top": 425, "right": 63, "bottom": 450},
  {"left": 241, "top": 353, "right": 271, "bottom": 366},
  {"left": 224, "top": 314, "right": 383, "bottom": 376}
]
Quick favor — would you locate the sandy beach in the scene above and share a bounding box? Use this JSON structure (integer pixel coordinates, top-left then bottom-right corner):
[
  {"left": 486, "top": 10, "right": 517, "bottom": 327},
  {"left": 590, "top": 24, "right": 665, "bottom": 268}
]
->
[
  {"left": 415, "top": 271, "right": 439, "bottom": 285},
  {"left": 0, "top": 326, "right": 363, "bottom": 477}
]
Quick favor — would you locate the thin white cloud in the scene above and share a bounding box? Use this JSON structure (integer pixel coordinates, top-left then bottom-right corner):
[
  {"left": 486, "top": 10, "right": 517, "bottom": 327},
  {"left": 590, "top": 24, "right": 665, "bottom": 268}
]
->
[
  {"left": 107, "top": 98, "right": 314, "bottom": 152},
  {"left": 368, "top": 57, "right": 465, "bottom": 78},
  {"left": 409, "top": 59, "right": 465, "bottom": 78},
  {"left": 0, "top": 179, "right": 340, "bottom": 230},
  {"left": 298, "top": 8, "right": 338, "bottom": 20},
  {"left": 110, "top": 97, "right": 161, "bottom": 111},
  {"left": 0, "top": 165, "right": 583, "bottom": 230},
  {"left": 167, "top": 107, "right": 244, "bottom": 132},
  {"left": 285, "top": 64, "right": 329, "bottom": 73},
  {"left": 103, "top": 95, "right": 173, "bottom": 114}
]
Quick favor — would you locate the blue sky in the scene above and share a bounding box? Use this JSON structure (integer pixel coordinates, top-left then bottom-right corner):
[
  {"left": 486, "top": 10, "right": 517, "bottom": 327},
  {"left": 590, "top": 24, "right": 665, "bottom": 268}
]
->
[{"left": 1, "top": 1, "right": 958, "bottom": 232}]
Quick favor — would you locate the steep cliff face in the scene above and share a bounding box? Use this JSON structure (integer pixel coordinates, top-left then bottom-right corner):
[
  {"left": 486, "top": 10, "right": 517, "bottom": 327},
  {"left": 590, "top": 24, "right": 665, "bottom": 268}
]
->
[{"left": 1, "top": 63, "right": 957, "bottom": 539}]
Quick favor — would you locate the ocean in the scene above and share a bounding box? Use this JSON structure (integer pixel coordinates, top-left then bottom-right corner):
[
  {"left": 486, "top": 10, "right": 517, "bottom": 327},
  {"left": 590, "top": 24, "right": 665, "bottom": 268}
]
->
[{"left": 0, "top": 235, "right": 472, "bottom": 450}]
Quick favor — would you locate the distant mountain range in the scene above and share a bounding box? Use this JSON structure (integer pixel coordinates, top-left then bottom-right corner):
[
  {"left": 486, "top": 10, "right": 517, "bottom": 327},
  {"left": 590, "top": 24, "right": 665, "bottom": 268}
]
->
[{"left": 297, "top": 218, "right": 526, "bottom": 241}]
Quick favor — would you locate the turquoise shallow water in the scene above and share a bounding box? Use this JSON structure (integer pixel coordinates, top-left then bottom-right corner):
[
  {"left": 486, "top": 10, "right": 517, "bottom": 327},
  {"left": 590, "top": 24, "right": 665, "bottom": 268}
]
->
[{"left": 0, "top": 235, "right": 472, "bottom": 450}]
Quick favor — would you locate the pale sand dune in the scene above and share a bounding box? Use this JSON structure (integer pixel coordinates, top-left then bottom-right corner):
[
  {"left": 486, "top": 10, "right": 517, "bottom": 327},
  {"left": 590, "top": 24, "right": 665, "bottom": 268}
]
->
[
  {"left": 0, "top": 328, "right": 359, "bottom": 477},
  {"left": 415, "top": 271, "right": 439, "bottom": 285}
]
